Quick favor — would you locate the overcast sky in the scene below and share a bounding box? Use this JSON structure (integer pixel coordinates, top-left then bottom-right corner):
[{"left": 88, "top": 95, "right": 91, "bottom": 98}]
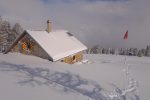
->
[{"left": 0, "top": 0, "right": 150, "bottom": 49}]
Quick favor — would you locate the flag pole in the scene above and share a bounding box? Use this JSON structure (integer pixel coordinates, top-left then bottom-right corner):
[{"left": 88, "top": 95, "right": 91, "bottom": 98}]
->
[
  {"left": 123, "top": 30, "right": 130, "bottom": 87},
  {"left": 122, "top": 30, "right": 139, "bottom": 97},
  {"left": 123, "top": 30, "right": 128, "bottom": 65}
]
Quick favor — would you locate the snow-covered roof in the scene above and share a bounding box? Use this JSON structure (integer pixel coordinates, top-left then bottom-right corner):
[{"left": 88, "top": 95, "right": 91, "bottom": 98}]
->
[
  {"left": 27, "top": 30, "right": 87, "bottom": 61},
  {"left": 6, "top": 30, "right": 87, "bottom": 61}
]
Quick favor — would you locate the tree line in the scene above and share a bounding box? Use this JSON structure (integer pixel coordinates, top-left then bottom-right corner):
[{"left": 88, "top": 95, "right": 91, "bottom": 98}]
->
[{"left": 86, "top": 45, "right": 150, "bottom": 57}]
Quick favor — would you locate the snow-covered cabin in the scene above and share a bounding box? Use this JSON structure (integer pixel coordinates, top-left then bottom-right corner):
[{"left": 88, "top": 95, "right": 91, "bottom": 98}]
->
[{"left": 4, "top": 20, "right": 87, "bottom": 64}]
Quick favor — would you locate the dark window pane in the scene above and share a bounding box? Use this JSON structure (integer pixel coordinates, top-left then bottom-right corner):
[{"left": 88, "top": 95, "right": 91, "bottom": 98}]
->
[{"left": 66, "top": 32, "right": 73, "bottom": 36}]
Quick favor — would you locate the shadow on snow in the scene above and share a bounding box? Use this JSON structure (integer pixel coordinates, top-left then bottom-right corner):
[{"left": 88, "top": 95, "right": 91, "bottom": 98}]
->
[{"left": 0, "top": 62, "right": 140, "bottom": 100}]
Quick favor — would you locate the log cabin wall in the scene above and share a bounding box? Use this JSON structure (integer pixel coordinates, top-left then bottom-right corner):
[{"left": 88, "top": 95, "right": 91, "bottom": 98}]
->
[
  {"left": 61, "top": 52, "right": 83, "bottom": 64},
  {"left": 11, "top": 34, "right": 51, "bottom": 61}
]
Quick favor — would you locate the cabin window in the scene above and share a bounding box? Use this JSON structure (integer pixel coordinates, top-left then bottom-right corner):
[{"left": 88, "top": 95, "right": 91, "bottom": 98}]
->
[
  {"left": 73, "top": 55, "right": 75, "bottom": 60},
  {"left": 22, "top": 41, "right": 27, "bottom": 51},
  {"left": 66, "top": 32, "right": 73, "bottom": 36},
  {"left": 27, "top": 42, "right": 31, "bottom": 49}
]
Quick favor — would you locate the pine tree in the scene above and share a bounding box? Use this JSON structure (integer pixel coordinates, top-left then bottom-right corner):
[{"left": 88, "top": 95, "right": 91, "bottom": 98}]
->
[
  {"left": 12, "top": 23, "right": 23, "bottom": 36},
  {"left": 146, "top": 45, "right": 150, "bottom": 56},
  {"left": 0, "top": 17, "right": 23, "bottom": 52},
  {"left": 138, "top": 50, "right": 142, "bottom": 57},
  {"left": 133, "top": 48, "right": 138, "bottom": 56}
]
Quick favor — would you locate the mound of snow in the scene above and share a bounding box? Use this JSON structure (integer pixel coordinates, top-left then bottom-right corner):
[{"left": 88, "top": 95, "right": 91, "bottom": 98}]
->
[{"left": 0, "top": 53, "right": 150, "bottom": 100}]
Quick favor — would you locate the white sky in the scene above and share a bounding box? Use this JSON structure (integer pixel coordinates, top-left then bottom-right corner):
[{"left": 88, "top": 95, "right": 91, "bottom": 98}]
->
[{"left": 0, "top": 0, "right": 150, "bottom": 49}]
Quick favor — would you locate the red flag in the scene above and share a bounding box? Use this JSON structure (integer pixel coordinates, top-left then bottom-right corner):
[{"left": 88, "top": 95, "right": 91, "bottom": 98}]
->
[{"left": 124, "top": 30, "right": 128, "bottom": 40}]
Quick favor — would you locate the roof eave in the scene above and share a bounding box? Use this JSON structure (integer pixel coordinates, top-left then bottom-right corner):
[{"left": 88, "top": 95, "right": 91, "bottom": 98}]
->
[{"left": 52, "top": 47, "right": 87, "bottom": 61}]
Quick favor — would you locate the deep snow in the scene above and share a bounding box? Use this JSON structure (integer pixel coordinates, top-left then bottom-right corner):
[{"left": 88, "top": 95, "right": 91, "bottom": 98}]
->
[{"left": 0, "top": 53, "right": 150, "bottom": 100}]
